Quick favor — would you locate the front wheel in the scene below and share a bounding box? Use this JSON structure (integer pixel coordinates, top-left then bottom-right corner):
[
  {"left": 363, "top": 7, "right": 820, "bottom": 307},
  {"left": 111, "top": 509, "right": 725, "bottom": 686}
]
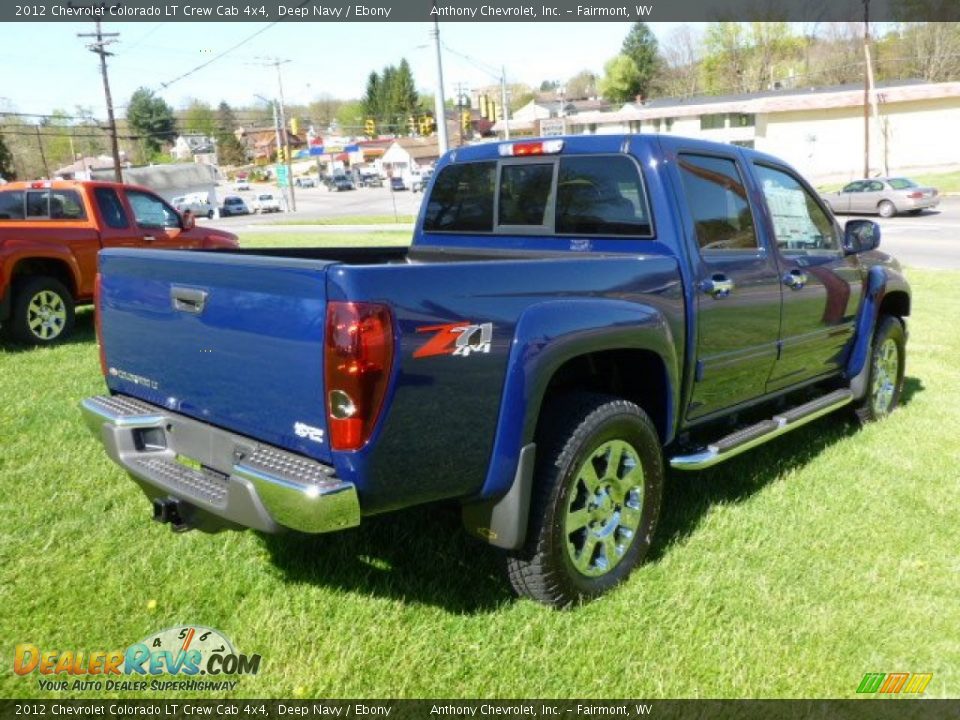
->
[
  {"left": 855, "top": 315, "right": 906, "bottom": 424},
  {"left": 10, "top": 276, "right": 76, "bottom": 345},
  {"left": 507, "top": 393, "right": 663, "bottom": 608}
]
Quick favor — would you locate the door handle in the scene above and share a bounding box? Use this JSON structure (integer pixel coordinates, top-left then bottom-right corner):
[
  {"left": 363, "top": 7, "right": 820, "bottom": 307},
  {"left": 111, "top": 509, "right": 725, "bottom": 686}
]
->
[
  {"left": 170, "top": 286, "right": 208, "bottom": 314},
  {"left": 701, "top": 274, "right": 735, "bottom": 299},
  {"left": 783, "top": 269, "right": 808, "bottom": 290}
]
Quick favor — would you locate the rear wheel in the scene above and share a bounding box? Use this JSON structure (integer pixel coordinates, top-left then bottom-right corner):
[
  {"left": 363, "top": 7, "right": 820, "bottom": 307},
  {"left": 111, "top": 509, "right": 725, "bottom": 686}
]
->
[
  {"left": 10, "top": 276, "right": 75, "bottom": 345},
  {"left": 854, "top": 315, "right": 905, "bottom": 424},
  {"left": 878, "top": 200, "right": 897, "bottom": 218},
  {"left": 507, "top": 393, "right": 663, "bottom": 608}
]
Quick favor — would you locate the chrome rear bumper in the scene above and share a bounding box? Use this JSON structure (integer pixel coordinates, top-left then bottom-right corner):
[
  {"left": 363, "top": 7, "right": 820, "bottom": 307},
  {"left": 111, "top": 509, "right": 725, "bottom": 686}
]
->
[{"left": 81, "top": 394, "right": 360, "bottom": 534}]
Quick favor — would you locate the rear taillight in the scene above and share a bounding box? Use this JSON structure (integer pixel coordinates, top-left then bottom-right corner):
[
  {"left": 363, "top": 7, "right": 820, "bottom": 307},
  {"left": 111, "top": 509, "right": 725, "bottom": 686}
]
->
[
  {"left": 94, "top": 273, "right": 107, "bottom": 376},
  {"left": 907, "top": 191, "right": 924, "bottom": 199},
  {"left": 324, "top": 302, "right": 393, "bottom": 451}
]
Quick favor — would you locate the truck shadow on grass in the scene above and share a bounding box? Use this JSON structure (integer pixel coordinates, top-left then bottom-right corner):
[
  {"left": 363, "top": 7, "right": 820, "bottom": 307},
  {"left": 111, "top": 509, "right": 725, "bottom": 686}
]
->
[
  {"left": 260, "top": 376, "right": 924, "bottom": 612},
  {"left": 259, "top": 505, "right": 513, "bottom": 613},
  {"left": 650, "top": 375, "right": 925, "bottom": 563}
]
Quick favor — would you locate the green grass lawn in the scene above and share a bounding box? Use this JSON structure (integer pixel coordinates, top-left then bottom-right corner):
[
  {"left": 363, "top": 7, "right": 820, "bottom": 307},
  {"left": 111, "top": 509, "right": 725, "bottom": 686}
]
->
[
  {"left": 238, "top": 231, "right": 410, "bottom": 249},
  {"left": 264, "top": 214, "right": 416, "bottom": 226},
  {"left": 1, "top": 267, "right": 957, "bottom": 699}
]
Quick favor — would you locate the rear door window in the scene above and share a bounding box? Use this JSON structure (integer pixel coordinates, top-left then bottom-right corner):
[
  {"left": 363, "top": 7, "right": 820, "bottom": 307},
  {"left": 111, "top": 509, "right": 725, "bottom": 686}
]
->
[
  {"left": 423, "top": 161, "right": 496, "bottom": 232},
  {"left": 94, "top": 187, "right": 129, "bottom": 229},
  {"left": 555, "top": 156, "right": 651, "bottom": 236},
  {"left": 677, "top": 153, "right": 758, "bottom": 253}
]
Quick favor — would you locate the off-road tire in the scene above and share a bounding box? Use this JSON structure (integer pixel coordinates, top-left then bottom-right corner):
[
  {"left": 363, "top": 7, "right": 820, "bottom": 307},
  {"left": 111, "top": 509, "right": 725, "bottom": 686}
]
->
[
  {"left": 507, "top": 393, "right": 663, "bottom": 608},
  {"left": 854, "top": 314, "right": 905, "bottom": 424},
  {"left": 10, "top": 276, "right": 75, "bottom": 345}
]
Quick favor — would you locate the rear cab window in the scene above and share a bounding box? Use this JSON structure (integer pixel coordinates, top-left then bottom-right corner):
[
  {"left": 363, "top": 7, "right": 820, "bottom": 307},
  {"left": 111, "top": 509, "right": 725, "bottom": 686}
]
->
[
  {"left": 17, "top": 189, "right": 87, "bottom": 221},
  {"left": 423, "top": 153, "right": 653, "bottom": 238},
  {"left": 0, "top": 191, "right": 25, "bottom": 220}
]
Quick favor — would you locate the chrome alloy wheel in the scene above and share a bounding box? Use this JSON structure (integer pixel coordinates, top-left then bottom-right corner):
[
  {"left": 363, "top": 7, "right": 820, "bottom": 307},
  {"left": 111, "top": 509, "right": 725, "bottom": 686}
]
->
[
  {"left": 564, "top": 439, "right": 644, "bottom": 578},
  {"left": 27, "top": 290, "right": 67, "bottom": 341},
  {"left": 871, "top": 337, "right": 899, "bottom": 416}
]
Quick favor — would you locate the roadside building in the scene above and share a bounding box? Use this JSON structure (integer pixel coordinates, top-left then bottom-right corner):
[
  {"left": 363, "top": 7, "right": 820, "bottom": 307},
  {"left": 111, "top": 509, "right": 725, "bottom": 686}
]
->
[
  {"left": 381, "top": 137, "right": 440, "bottom": 181},
  {"left": 90, "top": 163, "right": 221, "bottom": 206},
  {"left": 555, "top": 80, "right": 960, "bottom": 182},
  {"left": 172, "top": 134, "right": 216, "bottom": 163}
]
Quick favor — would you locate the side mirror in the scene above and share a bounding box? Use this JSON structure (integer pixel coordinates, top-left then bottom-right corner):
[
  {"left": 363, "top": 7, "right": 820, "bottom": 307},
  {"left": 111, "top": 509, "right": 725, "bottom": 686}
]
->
[
  {"left": 181, "top": 210, "right": 195, "bottom": 231},
  {"left": 844, "top": 219, "right": 880, "bottom": 254}
]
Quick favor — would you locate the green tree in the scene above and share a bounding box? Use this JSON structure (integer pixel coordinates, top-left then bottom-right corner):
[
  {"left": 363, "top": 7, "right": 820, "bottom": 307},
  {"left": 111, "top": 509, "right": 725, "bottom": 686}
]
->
[
  {"left": 599, "top": 54, "right": 642, "bottom": 104},
  {"left": 565, "top": 70, "right": 598, "bottom": 99},
  {"left": 362, "top": 71, "right": 382, "bottom": 121},
  {"left": 0, "top": 133, "right": 16, "bottom": 180},
  {"left": 335, "top": 100, "right": 365, "bottom": 133},
  {"left": 126, "top": 87, "right": 177, "bottom": 156},
  {"left": 214, "top": 101, "right": 246, "bottom": 166},
  {"left": 39, "top": 109, "right": 74, "bottom": 169},
  {"left": 391, "top": 59, "right": 419, "bottom": 125},
  {"left": 621, "top": 22, "right": 661, "bottom": 98},
  {"left": 181, "top": 99, "right": 217, "bottom": 136},
  {"left": 539, "top": 79, "right": 560, "bottom": 92}
]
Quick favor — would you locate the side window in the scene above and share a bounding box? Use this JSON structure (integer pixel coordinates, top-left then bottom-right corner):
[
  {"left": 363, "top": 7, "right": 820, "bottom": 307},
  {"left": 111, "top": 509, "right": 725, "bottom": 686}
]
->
[
  {"left": 423, "top": 161, "right": 495, "bottom": 232},
  {"left": 842, "top": 181, "right": 865, "bottom": 193},
  {"left": 866, "top": 181, "right": 884, "bottom": 192},
  {"left": 677, "top": 154, "right": 758, "bottom": 252},
  {"left": 0, "top": 191, "right": 25, "bottom": 220},
  {"left": 555, "top": 156, "right": 652, "bottom": 236},
  {"left": 753, "top": 164, "right": 841, "bottom": 255},
  {"left": 127, "top": 190, "right": 180, "bottom": 229},
  {"left": 94, "top": 187, "right": 130, "bottom": 229},
  {"left": 498, "top": 163, "right": 553, "bottom": 227},
  {"left": 23, "top": 190, "right": 86, "bottom": 220}
]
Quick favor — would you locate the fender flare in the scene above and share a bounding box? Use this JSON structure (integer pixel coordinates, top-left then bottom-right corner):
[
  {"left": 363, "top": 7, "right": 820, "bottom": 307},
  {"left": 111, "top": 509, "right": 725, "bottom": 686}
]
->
[
  {"left": 2, "top": 245, "right": 84, "bottom": 298},
  {"left": 463, "top": 298, "right": 679, "bottom": 549}
]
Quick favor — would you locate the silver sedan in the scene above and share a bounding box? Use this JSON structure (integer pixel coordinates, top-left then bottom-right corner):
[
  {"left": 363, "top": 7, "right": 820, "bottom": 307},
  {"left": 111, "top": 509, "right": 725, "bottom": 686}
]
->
[{"left": 821, "top": 177, "right": 940, "bottom": 218}]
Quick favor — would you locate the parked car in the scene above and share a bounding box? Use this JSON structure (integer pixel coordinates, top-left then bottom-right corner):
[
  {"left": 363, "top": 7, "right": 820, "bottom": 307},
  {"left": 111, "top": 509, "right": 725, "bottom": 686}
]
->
[
  {"left": 82, "top": 135, "right": 909, "bottom": 607},
  {"left": 171, "top": 193, "right": 215, "bottom": 219},
  {"left": 325, "top": 176, "right": 355, "bottom": 192},
  {"left": 221, "top": 196, "right": 250, "bottom": 217},
  {"left": 411, "top": 170, "right": 434, "bottom": 194},
  {"left": 295, "top": 177, "right": 317, "bottom": 188},
  {"left": 820, "top": 177, "right": 940, "bottom": 218},
  {"left": 251, "top": 193, "right": 282, "bottom": 214},
  {"left": 361, "top": 174, "right": 383, "bottom": 188},
  {"left": 0, "top": 179, "right": 237, "bottom": 344},
  {"left": 389, "top": 176, "right": 406, "bottom": 191}
]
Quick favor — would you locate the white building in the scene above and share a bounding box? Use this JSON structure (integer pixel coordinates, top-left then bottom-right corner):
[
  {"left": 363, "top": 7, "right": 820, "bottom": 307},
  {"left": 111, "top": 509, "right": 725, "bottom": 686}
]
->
[{"left": 498, "top": 80, "right": 960, "bottom": 182}]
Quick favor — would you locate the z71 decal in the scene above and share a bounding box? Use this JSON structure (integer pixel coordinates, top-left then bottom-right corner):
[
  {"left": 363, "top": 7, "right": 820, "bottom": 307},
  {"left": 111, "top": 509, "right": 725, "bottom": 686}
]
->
[{"left": 414, "top": 322, "right": 493, "bottom": 359}]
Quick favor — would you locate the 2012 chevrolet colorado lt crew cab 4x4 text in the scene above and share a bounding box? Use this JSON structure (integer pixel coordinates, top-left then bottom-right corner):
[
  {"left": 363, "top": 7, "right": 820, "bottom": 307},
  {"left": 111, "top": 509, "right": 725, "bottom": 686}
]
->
[{"left": 82, "top": 135, "right": 909, "bottom": 607}]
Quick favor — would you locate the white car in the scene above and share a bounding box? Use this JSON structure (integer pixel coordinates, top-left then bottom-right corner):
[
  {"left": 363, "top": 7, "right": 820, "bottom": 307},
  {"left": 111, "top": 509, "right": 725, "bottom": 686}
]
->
[
  {"left": 171, "top": 194, "right": 215, "bottom": 219},
  {"left": 251, "top": 193, "right": 282, "bottom": 214},
  {"left": 234, "top": 179, "right": 251, "bottom": 191}
]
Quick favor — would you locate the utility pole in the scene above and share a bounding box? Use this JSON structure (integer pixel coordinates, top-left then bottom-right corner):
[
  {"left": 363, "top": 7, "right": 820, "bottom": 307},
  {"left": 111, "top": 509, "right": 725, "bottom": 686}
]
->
[
  {"left": 34, "top": 126, "right": 49, "bottom": 178},
  {"left": 862, "top": 0, "right": 870, "bottom": 178},
  {"left": 455, "top": 82, "right": 465, "bottom": 147},
  {"left": 78, "top": 22, "right": 122, "bottom": 183},
  {"left": 430, "top": 18, "right": 449, "bottom": 154},
  {"left": 500, "top": 66, "right": 511, "bottom": 140},
  {"left": 258, "top": 57, "right": 296, "bottom": 211}
]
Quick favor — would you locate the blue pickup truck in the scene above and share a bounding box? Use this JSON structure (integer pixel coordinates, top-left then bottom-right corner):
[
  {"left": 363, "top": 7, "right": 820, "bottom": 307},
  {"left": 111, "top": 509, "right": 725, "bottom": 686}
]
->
[{"left": 82, "top": 135, "right": 909, "bottom": 607}]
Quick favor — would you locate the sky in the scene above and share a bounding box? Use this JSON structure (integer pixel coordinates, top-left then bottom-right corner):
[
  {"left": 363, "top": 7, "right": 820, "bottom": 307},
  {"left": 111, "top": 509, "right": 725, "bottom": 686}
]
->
[{"left": 0, "top": 21, "right": 695, "bottom": 120}]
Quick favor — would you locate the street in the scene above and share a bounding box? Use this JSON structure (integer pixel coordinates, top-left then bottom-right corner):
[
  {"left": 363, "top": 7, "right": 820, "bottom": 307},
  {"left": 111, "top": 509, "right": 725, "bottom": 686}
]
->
[{"left": 857, "top": 196, "right": 960, "bottom": 270}]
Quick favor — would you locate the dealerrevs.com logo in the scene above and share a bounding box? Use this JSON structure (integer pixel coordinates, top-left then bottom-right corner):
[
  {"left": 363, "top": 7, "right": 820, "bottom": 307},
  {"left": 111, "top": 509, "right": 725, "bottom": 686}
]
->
[{"left": 14, "top": 626, "right": 261, "bottom": 692}]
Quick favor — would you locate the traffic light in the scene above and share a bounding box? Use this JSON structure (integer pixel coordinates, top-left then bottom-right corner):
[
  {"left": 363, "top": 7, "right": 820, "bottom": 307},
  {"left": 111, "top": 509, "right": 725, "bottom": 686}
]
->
[
  {"left": 461, "top": 110, "right": 471, "bottom": 132},
  {"left": 277, "top": 146, "right": 285, "bottom": 163},
  {"left": 479, "top": 94, "right": 489, "bottom": 119},
  {"left": 418, "top": 115, "right": 434, "bottom": 135},
  {"left": 290, "top": 117, "right": 299, "bottom": 136},
  {"left": 364, "top": 118, "right": 376, "bottom": 137}
]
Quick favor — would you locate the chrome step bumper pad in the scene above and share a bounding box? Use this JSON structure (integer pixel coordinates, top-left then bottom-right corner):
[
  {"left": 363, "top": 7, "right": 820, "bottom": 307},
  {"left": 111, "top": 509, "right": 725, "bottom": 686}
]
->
[{"left": 81, "top": 395, "right": 360, "bottom": 534}]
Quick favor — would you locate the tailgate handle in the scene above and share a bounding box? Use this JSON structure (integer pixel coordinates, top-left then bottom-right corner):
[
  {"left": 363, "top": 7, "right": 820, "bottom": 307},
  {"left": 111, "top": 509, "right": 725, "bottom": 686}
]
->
[{"left": 171, "top": 287, "right": 208, "bottom": 314}]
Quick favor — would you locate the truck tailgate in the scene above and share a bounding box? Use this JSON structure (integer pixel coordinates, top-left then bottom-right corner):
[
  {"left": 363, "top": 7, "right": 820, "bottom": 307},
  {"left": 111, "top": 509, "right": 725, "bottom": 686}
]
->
[{"left": 98, "top": 249, "right": 334, "bottom": 463}]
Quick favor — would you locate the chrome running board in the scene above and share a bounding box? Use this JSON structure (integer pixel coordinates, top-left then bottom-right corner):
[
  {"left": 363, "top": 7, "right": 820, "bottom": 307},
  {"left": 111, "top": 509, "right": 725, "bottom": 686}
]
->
[{"left": 670, "top": 389, "right": 853, "bottom": 471}]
